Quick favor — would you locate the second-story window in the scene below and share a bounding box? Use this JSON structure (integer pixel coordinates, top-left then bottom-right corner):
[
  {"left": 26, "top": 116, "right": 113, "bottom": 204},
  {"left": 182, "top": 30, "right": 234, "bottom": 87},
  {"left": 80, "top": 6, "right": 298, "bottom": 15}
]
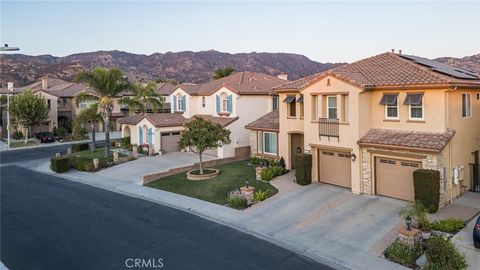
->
[
  {"left": 327, "top": 96, "right": 337, "bottom": 119},
  {"left": 297, "top": 95, "right": 304, "bottom": 118},
  {"left": 202, "top": 97, "right": 206, "bottom": 108},
  {"left": 404, "top": 93, "right": 424, "bottom": 120},
  {"left": 462, "top": 93, "right": 472, "bottom": 118},
  {"left": 222, "top": 94, "right": 229, "bottom": 112},
  {"left": 380, "top": 93, "right": 399, "bottom": 119},
  {"left": 272, "top": 95, "right": 279, "bottom": 110},
  {"left": 284, "top": 95, "right": 296, "bottom": 117},
  {"left": 47, "top": 99, "right": 51, "bottom": 109}
]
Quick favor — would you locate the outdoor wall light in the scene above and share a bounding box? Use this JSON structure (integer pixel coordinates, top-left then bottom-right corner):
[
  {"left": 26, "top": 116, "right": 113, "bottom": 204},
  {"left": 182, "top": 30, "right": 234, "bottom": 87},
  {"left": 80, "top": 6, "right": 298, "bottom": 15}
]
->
[
  {"left": 405, "top": 216, "right": 412, "bottom": 230},
  {"left": 350, "top": 153, "right": 357, "bottom": 162}
]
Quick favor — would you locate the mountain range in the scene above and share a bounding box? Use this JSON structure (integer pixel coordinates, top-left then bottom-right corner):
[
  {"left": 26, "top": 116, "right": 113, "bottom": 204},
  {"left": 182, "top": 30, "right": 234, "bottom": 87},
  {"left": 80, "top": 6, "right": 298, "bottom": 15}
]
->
[{"left": 1, "top": 50, "right": 478, "bottom": 88}]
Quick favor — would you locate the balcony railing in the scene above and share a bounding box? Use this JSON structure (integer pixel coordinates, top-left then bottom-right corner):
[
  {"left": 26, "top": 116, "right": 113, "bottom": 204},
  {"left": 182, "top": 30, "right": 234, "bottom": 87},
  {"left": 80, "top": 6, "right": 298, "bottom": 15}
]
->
[{"left": 318, "top": 118, "right": 339, "bottom": 138}]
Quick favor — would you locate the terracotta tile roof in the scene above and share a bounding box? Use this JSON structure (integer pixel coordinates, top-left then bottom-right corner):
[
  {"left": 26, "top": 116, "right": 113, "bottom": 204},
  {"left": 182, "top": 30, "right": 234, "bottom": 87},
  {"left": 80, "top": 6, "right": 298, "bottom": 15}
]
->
[
  {"left": 187, "top": 114, "right": 239, "bottom": 127},
  {"left": 274, "top": 52, "right": 480, "bottom": 91},
  {"left": 156, "top": 83, "right": 178, "bottom": 95},
  {"left": 177, "top": 83, "right": 201, "bottom": 94},
  {"left": 245, "top": 110, "right": 279, "bottom": 131},
  {"left": 16, "top": 78, "right": 92, "bottom": 97},
  {"left": 118, "top": 113, "right": 186, "bottom": 127},
  {"left": 358, "top": 128, "right": 455, "bottom": 152}
]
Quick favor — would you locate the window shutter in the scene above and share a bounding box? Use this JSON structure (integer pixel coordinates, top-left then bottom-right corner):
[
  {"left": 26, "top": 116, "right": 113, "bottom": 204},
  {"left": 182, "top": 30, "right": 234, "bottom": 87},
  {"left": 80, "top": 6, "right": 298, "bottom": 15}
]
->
[
  {"left": 182, "top": 95, "right": 186, "bottom": 111},
  {"left": 228, "top": 95, "right": 233, "bottom": 113},
  {"left": 139, "top": 127, "right": 143, "bottom": 144},
  {"left": 216, "top": 95, "right": 220, "bottom": 113},
  {"left": 173, "top": 96, "right": 177, "bottom": 112}
]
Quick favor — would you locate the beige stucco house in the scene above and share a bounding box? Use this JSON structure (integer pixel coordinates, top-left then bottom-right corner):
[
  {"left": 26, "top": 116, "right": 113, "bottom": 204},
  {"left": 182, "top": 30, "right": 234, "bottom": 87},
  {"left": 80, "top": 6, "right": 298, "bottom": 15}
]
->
[
  {"left": 119, "top": 72, "right": 286, "bottom": 158},
  {"left": 249, "top": 52, "right": 480, "bottom": 206}
]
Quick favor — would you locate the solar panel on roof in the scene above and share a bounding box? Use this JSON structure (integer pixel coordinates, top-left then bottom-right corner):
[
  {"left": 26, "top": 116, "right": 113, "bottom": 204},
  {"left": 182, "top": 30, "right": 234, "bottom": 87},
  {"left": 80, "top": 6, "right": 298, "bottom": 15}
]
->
[{"left": 400, "top": 54, "right": 479, "bottom": 80}]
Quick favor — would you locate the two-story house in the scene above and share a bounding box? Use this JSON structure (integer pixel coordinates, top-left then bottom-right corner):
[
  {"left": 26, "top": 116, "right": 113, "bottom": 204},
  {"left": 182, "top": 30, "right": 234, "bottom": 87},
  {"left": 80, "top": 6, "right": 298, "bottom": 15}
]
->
[
  {"left": 119, "top": 72, "right": 286, "bottom": 158},
  {"left": 253, "top": 52, "right": 479, "bottom": 206}
]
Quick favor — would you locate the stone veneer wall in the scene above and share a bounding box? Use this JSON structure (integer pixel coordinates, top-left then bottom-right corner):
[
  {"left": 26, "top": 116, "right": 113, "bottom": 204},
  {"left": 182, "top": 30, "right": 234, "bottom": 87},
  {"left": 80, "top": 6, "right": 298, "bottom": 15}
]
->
[
  {"left": 249, "top": 131, "right": 258, "bottom": 156},
  {"left": 360, "top": 147, "right": 448, "bottom": 206}
]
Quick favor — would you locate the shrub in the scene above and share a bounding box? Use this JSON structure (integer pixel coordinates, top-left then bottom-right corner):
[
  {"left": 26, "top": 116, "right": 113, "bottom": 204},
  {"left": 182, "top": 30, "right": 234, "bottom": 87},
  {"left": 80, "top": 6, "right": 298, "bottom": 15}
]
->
[
  {"left": 431, "top": 218, "right": 465, "bottom": 233},
  {"left": 12, "top": 130, "right": 23, "bottom": 140},
  {"left": 53, "top": 127, "right": 67, "bottom": 138},
  {"left": 269, "top": 159, "right": 281, "bottom": 167},
  {"left": 270, "top": 165, "right": 283, "bottom": 177},
  {"left": 295, "top": 153, "right": 312, "bottom": 185},
  {"left": 399, "top": 201, "right": 431, "bottom": 230},
  {"left": 253, "top": 189, "right": 270, "bottom": 202},
  {"left": 76, "top": 160, "right": 95, "bottom": 172},
  {"left": 71, "top": 142, "right": 89, "bottom": 152},
  {"left": 279, "top": 157, "right": 286, "bottom": 171},
  {"left": 424, "top": 237, "right": 466, "bottom": 270},
  {"left": 250, "top": 156, "right": 261, "bottom": 165},
  {"left": 260, "top": 168, "right": 276, "bottom": 181},
  {"left": 50, "top": 156, "right": 70, "bottom": 173},
  {"left": 384, "top": 240, "right": 423, "bottom": 268},
  {"left": 121, "top": 136, "right": 131, "bottom": 148},
  {"left": 98, "top": 158, "right": 108, "bottom": 169},
  {"left": 228, "top": 196, "right": 248, "bottom": 209},
  {"left": 413, "top": 169, "right": 440, "bottom": 213}
]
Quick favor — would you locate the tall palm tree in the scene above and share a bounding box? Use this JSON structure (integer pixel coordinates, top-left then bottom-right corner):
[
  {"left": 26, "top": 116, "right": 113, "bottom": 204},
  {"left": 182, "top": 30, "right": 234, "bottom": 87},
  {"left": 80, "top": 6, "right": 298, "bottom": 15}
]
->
[
  {"left": 121, "top": 82, "right": 163, "bottom": 115},
  {"left": 74, "top": 103, "right": 102, "bottom": 151},
  {"left": 212, "top": 67, "right": 235, "bottom": 80},
  {"left": 75, "top": 67, "right": 131, "bottom": 158}
]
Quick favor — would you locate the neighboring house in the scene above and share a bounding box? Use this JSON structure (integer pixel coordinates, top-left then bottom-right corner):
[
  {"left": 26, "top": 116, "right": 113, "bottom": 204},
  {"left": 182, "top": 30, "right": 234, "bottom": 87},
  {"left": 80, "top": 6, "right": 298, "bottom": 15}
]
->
[
  {"left": 119, "top": 72, "right": 287, "bottom": 158},
  {"left": 121, "top": 83, "right": 176, "bottom": 114},
  {"left": 254, "top": 52, "right": 479, "bottom": 206}
]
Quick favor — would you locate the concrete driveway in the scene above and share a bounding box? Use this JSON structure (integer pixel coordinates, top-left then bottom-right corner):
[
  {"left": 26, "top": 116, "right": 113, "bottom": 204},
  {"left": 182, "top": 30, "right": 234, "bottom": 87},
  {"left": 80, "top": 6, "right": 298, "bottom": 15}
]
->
[
  {"left": 94, "top": 152, "right": 217, "bottom": 184},
  {"left": 239, "top": 173, "right": 408, "bottom": 270}
]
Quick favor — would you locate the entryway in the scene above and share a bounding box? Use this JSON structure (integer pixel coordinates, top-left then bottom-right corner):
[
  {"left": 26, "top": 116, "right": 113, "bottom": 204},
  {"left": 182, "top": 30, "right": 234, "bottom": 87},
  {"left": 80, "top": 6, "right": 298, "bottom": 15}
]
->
[{"left": 289, "top": 133, "right": 304, "bottom": 169}]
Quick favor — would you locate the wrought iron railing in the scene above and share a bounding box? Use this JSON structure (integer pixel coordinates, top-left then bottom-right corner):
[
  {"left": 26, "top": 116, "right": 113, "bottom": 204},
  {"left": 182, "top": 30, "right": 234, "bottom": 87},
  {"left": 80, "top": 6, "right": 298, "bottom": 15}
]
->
[{"left": 318, "top": 118, "right": 339, "bottom": 138}]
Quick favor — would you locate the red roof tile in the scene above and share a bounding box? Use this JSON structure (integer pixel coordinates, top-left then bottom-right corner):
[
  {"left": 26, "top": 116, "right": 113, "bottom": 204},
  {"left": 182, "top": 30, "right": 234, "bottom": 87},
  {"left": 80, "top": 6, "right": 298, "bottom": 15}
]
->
[
  {"left": 118, "top": 113, "right": 186, "bottom": 127},
  {"left": 245, "top": 110, "right": 279, "bottom": 131}
]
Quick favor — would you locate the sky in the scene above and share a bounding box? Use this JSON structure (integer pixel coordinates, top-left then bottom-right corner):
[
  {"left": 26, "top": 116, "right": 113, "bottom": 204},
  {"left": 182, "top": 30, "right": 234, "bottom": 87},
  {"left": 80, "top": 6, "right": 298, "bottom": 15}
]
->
[{"left": 1, "top": 1, "right": 479, "bottom": 63}]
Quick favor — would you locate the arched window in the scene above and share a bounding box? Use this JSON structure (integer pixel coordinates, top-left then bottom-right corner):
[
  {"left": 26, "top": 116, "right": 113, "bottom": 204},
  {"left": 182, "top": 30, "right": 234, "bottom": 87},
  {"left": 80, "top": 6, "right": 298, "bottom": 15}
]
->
[
  {"left": 221, "top": 93, "right": 229, "bottom": 112},
  {"left": 176, "top": 93, "right": 184, "bottom": 111}
]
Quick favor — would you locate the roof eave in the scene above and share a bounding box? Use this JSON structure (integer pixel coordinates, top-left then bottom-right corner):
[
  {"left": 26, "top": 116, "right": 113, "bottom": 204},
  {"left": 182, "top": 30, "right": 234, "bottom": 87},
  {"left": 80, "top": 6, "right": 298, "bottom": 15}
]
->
[{"left": 357, "top": 142, "right": 443, "bottom": 153}]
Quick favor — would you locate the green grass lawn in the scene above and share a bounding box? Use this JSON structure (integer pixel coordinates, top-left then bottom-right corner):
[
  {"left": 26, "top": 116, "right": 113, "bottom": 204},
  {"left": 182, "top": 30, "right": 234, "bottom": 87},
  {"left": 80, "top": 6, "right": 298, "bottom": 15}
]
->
[
  {"left": 146, "top": 160, "right": 279, "bottom": 205},
  {"left": 9, "top": 140, "right": 39, "bottom": 148},
  {"left": 65, "top": 148, "right": 126, "bottom": 161}
]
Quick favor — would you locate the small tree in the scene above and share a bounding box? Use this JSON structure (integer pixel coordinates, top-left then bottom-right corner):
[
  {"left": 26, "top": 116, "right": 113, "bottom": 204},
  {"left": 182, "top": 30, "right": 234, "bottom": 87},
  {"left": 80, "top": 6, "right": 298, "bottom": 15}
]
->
[
  {"left": 74, "top": 104, "right": 102, "bottom": 151},
  {"left": 179, "top": 117, "right": 231, "bottom": 174},
  {"left": 9, "top": 90, "right": 49, "bottom": 143},
  {"left": 212, "top": 67, "right": 235, "bottom": 80}
]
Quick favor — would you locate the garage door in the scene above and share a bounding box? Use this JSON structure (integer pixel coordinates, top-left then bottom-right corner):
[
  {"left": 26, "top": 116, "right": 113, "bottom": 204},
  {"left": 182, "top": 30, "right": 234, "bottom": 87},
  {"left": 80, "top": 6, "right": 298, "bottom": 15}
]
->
[
  {"left": 161, "top": 132, "right": 181, "bottom": 152},
  {"left": 375, "top": 158, "right": 420, "bottom": 201},
  {"left": 319, "top": 151, "right": 351, "bottom": 188}
]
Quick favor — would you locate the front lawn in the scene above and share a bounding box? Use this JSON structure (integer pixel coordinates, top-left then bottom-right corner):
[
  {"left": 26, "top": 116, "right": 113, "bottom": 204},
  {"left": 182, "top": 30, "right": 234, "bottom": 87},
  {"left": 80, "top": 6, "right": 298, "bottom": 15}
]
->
[
  {"left": 65, "top": 148, "right": 116, "bottom": 161},
  {"left": 146, "top": 160, "right": 279, "bottom": 205},
  {"left": 10, "top": 140, "right": 39, "bottom": 148}
]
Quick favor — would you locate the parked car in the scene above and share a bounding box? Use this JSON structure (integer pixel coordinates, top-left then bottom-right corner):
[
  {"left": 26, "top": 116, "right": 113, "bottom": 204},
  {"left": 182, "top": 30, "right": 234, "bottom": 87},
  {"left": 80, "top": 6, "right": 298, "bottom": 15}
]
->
[
  {"left": 474, "top": 215, "right": 480, "bottom": 249},
  {"left": 35, "top": 132, "right": 56, "bottom": 143}
]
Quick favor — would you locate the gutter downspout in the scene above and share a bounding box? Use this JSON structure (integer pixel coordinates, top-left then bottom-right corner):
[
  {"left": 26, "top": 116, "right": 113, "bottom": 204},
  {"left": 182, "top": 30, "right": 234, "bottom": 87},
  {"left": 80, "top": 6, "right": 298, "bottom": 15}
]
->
[{"left": 445, "top": 86, "right": 457, "bottom": 204}]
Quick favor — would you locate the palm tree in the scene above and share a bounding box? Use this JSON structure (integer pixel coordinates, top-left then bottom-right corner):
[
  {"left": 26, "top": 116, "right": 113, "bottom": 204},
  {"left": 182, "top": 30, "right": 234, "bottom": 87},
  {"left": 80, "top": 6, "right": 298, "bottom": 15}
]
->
[
  {"left": 121, "top": 82, "right": 163, "bottom": 115},
  {"left": 75, "top": 67, "right": 131, "bottom": 158},
  {"left": 212, "top": 67, "right": 235, "bottom": 80},
  {"left": 74, "top": 104, "right": 102, "bottom": 151}
]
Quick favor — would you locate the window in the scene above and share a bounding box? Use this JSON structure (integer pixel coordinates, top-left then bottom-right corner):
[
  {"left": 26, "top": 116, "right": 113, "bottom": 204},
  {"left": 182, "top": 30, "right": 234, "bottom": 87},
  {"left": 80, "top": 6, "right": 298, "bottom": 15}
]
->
[
  {"left": 327, "top": 96, "right": 337, "bottom": 119},
  {"left": 257, "top": 131, "right": 263, "bottom": 152},
  {"left": 404, "top": 93, "right": 424, "bottom": 120},
  {"left": 202, "top": 97, "right": 206, "bottom": 108},
  {"left": 176, "top": 94, "right": 184, "bottom": 111},
  {"left": 344, "top": 95, "right": 349, "bottom": 122},
  {"left": 297, "top": 95, "right": 304, "bottom": 118},
  {"left": 47, "top": 99, "right": 51, "bottom": 109},
  {"left": 283, "top": 95, "right": 297, "bottom": 117},
  {"left": 462, "top": 93, "right": 472, "bottom": 117},
  {"left": 222, "top": 95, "right": 229, "bottom": 112},
  {"left": 477, "top": 93, "right": 480, "bottom": 100},
  {"left": 263, "top": 132, "right": 277, "bottom": 155},
  {"left": 272, "top": 95, "right": 279, "bottom": 110},
  {"left": 380, "top": 94, "right": 399, "bottom": 119}
]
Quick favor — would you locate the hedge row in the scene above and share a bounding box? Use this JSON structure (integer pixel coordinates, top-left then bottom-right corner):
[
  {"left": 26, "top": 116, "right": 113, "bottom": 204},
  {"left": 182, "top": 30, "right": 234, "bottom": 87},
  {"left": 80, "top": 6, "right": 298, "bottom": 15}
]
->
[
  {"left": 413, "top": 169, "right": 440, "bottom": 213},
  {"left": 71, "top": 142, "right": 89, "bottom": 152},
  {"left": 295, "top": 153, "right": 312, "bottom": 185},
  {"left": 50, "top": 157, "right": 70, "bottom": 173}
]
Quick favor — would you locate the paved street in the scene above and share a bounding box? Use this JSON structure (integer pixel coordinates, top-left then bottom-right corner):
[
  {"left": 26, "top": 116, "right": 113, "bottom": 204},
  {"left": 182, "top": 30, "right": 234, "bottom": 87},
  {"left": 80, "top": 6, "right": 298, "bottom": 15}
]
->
[{"left": 1, "top": 164, "right": 332, "bottom": 270}]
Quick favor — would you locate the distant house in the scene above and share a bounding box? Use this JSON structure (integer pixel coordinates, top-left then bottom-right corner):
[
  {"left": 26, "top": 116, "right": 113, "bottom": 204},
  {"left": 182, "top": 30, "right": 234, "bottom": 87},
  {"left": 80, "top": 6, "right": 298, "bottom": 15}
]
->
[{"left": 119, "top": 72, "right": 287, "bottom": 158}]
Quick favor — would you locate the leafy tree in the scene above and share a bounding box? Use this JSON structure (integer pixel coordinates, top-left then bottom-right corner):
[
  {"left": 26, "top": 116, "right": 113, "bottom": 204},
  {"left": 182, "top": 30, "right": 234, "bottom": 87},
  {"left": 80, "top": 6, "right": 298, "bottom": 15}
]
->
[
  {"left": 75, "top": 67, "right": 131, "bottom": 157},
  {"left": 179, "top": 117, "right": 231, "bottom": 174},
  {"left": 121, "top": 82, "right": 163, "bottom": 115},
  {"left": 9, "top": 90, "right": 49, "bottom": 143},
  {"left": 74, "top": 103, "right": 102, "bottom": 151},
  {"left": 212, "top": 67, "right": 235, "bottom": 80}
]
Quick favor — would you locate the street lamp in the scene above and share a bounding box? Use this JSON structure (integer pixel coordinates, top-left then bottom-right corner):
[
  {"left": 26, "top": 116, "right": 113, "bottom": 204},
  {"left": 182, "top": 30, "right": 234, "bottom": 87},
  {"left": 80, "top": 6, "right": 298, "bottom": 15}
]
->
[{"left": 1, "top": 44, "right": 20, "bottom": 149}]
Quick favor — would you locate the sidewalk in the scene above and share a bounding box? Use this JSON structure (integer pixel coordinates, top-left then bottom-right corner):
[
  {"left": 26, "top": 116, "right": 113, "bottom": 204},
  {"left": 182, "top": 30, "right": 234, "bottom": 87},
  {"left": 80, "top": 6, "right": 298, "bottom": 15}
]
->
[
  {"left": 0, "top": 131, "right": 121, "bottom": 152},
  {"left": 22, "top": 160, "right": 407, "bottom": 270}
]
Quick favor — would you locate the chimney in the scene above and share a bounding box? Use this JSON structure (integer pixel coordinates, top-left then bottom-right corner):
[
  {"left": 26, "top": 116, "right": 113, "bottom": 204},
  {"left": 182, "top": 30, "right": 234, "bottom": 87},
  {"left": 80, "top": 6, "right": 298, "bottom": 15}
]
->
[
  {"left": 277, "top": 74, "right": 288, "bottom": 80},
  {"left": 41, "top": 76, "right": 49, "bottom": 90},
  {"left": 399, "top": 49, "right": 402, "bottom": 55},
  {"left": 391, "top": 49, "right": 395, "bottom": 53}
]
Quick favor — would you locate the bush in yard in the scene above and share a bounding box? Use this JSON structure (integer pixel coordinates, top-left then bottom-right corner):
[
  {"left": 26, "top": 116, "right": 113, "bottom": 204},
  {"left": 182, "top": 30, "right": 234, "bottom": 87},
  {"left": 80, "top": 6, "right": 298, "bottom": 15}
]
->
[
  {"left": 12, "top": 130, "right": 23, "bottom": 140},
  {"left": 98, "top": 158, "right": 108, "bottom": 169},
  {"left": 399, "top": 201, "right": 431, "bottom": 230},
  {"left": 384, "top": 240, "right": 423, "bottom": 268},
  {"left": 279, "top": 157, "right": 286, "bottom": 172},
  {"left": 121, "top": 136, "right": 131, "bottom": 148},
  {"left": 413, "top": 169, "right": 440, "bottom": 213},
  {"left": 295, "top": 153, "right": 312, "bottom": 185},
  {"left": 250, "top": 156, "right": 261, "bottom": 165},
  {"left": 270, "top": 165, "right": 283, "bottom": 177},
  {"left": 424, "top": 237, "right": 466, "bottom": 270},
  {"left": 71, "top": 142, "right": 90, "bottom": 152},
  {"left": 260, "top": 168, "right": 276, "bottom": 181},
  {"left": 50, "top": 156, "right": 70, "bottom": 173},
  {"left": 227, "top": 194, "right": 248, "bottom": 209},
  {"left": 253, "top": 189, "right": 270, "bottom": 202},
  {"left": 430, "top": 218, "right": 465, "bottom": 233},
  {"left": 76, "top": 160, "right": 95, "bottom": 172}
]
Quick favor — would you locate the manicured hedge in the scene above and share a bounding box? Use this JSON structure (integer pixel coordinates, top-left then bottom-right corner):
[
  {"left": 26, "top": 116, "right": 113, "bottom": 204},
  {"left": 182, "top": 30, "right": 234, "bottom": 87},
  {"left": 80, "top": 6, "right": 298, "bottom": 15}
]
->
[
  {"left": 413, "top": 169, "right": 440, "bottom": 213},
  {"left": 295, "top": 153, "right": 312, "bottom": 185},
  {"left": 71, "top": 142, "right": 89, "bottom": 152},
  {"left": 50, "top": 157, "right": 70, "bottom": 173}
]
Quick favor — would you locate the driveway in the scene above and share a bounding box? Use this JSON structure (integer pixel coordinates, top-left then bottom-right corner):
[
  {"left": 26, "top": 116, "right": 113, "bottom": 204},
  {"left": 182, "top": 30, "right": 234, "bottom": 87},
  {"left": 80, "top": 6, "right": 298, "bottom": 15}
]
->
[
  {"left": 239, "top": 172, "right": 408, "bottom": 269},
  {"left": 95, "top": 152, "right": 217, "bottom": 184}
]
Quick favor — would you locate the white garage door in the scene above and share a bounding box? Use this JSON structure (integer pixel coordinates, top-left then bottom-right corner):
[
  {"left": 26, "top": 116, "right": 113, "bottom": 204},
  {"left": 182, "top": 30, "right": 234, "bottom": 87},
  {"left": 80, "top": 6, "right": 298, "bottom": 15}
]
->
[
  {"left": 161, "top": 132, "right": 181, "bottom": 152},
  {"left": 375, "top": 157, "right": 420, "bottom": 201}
]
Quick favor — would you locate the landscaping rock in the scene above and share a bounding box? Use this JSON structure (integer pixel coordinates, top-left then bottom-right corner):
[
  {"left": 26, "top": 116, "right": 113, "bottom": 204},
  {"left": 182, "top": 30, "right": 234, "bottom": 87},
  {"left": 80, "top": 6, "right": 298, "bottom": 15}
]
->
[
  {"left": 398, "top": 228, "right": 422, "bottom": 246},
  {"left": 415, "top": 254, "right": 427, "bottom": 268},
  {"left": 93, "top": 158, "right": 99, "bottom": 169},
  {"left": 255, "top": 167, "right": 268, "bottom": 181},
  {"left": 113, "top": 151, "right": 119, "bottom": 164}
]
